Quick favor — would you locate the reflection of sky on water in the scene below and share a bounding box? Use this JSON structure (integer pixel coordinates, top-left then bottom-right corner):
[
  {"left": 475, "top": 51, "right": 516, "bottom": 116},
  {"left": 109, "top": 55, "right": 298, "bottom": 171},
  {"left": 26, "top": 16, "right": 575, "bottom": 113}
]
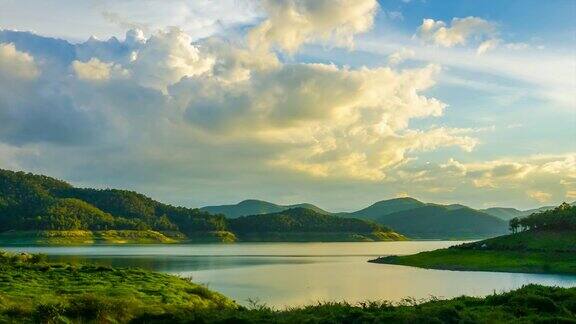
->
[{"left": 3, "top": 242, "right": 576, "bottom": 307}]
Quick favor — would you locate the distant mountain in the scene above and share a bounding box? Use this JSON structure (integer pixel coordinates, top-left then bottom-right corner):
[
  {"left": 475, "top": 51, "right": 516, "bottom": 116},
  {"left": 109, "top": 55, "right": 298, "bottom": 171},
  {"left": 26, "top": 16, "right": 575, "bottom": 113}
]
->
[
  {"left": 202, "top": 196, "right": 574, "bottom": 239},
  {"left": 202, "top": 197, "right": 507, "bottom": 239},
  {"left": 201, "top": 199, "right": 330, "bottom": 218},
  {"left": 480, "top": 207, "right": 525, "bottom": 221},
  {"left": 343, "top": 197, "right": 426, "bottom": 219},
  {"left": 1, "top": 168, "right": 393, "bottom": 243},
  {"left": 372, "top": 205, "right": 508, "bottom": 239},
  {"left": 481, "top": 202, "right": 576, "bottom": 221},
  {"left": 228, "top": 208, "right": 405, "bottom": 242}
]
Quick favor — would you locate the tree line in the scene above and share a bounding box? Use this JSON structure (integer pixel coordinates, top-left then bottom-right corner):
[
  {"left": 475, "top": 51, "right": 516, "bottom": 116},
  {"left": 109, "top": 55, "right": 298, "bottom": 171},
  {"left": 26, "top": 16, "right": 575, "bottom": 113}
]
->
[
  {"left": 509, "top": 202, "right": 575, "bottom": 233},
  {"left": 1, "top": 169, "right": 387, "bottom": 238}
]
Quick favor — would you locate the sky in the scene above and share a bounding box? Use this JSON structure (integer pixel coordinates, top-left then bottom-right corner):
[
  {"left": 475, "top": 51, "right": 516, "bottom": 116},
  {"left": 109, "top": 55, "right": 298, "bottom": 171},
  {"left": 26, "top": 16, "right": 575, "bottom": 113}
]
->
[{"left": 0, "top": 0, "right": 574, "bottom": 211}]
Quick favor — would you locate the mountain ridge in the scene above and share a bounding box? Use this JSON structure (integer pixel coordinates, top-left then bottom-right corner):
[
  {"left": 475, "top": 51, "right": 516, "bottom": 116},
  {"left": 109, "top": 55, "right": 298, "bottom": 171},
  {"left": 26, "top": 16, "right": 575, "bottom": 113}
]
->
[{"left": 0, "top": 168, "right": 401, "bottom": 243}]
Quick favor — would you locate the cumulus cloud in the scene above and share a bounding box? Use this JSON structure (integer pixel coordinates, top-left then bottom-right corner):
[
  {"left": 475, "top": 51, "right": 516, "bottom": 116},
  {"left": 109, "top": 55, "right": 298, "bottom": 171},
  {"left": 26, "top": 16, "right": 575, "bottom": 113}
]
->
[
  {"left": 0, "top": 43, "right": 39, "bottom": 79},
  {"left": 416, "top": 17, "right": 497, "bottom": 52},
  {"left": 388, "top": 47, "right": 415, "bottom": 65},
  {"left": 0, "top": 1, "right": 571, "bottom": 210},
  {"left": 249, "top": 0, "right": 379, "bottom": 53},
  {"left": 437, "top": 154, "right": 576, "bottom": 203},
  {"left": 73, "top": 58, "right": 129, "bottom": 81},
  {"left": 130, "top": 28, "right": 215, "bottom": 92}
]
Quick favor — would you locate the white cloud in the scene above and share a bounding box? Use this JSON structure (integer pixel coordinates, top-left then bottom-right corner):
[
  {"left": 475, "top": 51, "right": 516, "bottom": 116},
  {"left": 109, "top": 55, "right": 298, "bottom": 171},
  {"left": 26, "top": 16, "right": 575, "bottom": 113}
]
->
[
  {"left": 0, "top": 43, "right": 39, "bottom": 79},
  {"left": 73, "top": 58, "right": 128, "bottom": 81},
  {"left": 129, "top": 28, "right": 215, "bottom": 92},
  {"left": 416, "top": 17, "right": 497, "bottom": 51},
  {"left": 0, "top": 2, "right": 572, "bottom": 210},
  {"left": 438, "top": 154, "right": 576, "bottom": 201},
  {"left": 249, "top": 0, "right": 379, "bottom": 53},
  {"left": 388, "top": 47, "right": 415, "bottom": 65},
  {"left": 477, "top": 38, "right": 500, "bottom": 54}
]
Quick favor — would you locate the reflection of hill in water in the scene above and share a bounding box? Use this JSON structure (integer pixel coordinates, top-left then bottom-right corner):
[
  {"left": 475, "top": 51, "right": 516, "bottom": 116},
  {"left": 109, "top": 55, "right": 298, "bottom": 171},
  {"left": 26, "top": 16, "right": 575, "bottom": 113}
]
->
[{"left": 47, "top": 254, "right": 319, "bottom": 272}]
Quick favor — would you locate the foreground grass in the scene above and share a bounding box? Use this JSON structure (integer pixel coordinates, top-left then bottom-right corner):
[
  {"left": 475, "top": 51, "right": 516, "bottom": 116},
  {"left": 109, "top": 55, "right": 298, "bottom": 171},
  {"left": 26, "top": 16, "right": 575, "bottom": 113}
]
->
[
  {"left": 134, "top": 284, "right": 576, "bottom": 323},
  {"left": 371, "top": 230, "right": 576, "bottom": 275},
  {"left": 1, "top": 251, "right": 576, "bottom": 323},
  {"left": 0, "top": 252, "right": 235, "bottom": 323}
]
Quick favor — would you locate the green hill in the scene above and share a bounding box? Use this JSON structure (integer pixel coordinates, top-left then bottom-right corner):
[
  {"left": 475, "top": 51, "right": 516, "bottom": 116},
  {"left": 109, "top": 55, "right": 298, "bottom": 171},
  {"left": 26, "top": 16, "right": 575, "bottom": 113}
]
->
[
  {"left": 480, "top": 202, "right": 576, "bottom": 221},
  {"left": 480, "top": 207, "right": 525, "bottom": 221},
  {"left": 371, "top": 205, "right": 508, "bottom": 239},
  {"left": 228, "top": 208, "right": 405, "bottom": 242},
  {"left": 0, "top": 169, "right": 402, "bottom": 244},
  {"left": 337, "top": 198, "right": 506, "bottom": 239},
  {"left": 201, "top": 199, "right": 330, "bottom": 218},
  {"left": 202, "top": 197, "right": 567, "bottom": 239},
  {"left": 343, "top": 197, "right": 426, "bottom": 219},
  {"left": 371, "top": 203, "right": 576, "bottom": 274},
  {"left": 0, "top": 169, "right": 231, "bottom": 243}
]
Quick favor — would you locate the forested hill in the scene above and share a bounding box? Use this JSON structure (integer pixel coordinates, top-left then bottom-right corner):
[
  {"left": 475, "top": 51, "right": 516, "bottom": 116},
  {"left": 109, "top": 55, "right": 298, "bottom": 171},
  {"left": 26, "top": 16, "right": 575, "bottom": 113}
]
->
[
  {"left": 0, "top": 169, "right": 227, "bottom": 241},
  {"left": 372, "top": 203, "right": 576, "bottom": 274},
  {"left": 373, "top": 205, "right": 508, "bottom": 239},
  {"left": 201, "top": 199, "right": 330, "bottom": 218},
  {"left": 228, "top": 208, "right": 405, "bottom": 242},
  {"left": 0, "top": 169, "right": 404, "bottom": 243}
]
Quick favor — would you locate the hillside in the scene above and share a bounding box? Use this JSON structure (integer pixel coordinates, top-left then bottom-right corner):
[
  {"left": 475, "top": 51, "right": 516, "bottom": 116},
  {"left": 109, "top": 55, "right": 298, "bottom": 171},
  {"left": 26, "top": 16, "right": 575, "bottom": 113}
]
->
[
  {"left": 342, "top": 197, "right": 425, "bottom": 219},
  {"left": 372, "top": 205, "right": 507, "bottom": 239},
  {"left": 2, "top": 252, "right": 574, "bottom": 323},
  {"left": 480, "top": 202, "right": 576, "bottom": 221},
  {"left": 229, "top": 208, "right": 405, "bottom": 242},
  {"left": 0, "top": 169, "right": 403, "bottom": 244},
  {"left": 480, "top": 207, "right": 524, "bottom": 221},
  {"left": 201, "top": 196, "right": 568, "bottom": 239},
  {"left": 200, "top": 199, "right": 330, "bottom": 218},
  {"left": 371, "top": 203, "right": 576, "bottom": 274},
  {"left": 0, "top": 169, "right": 231, "bottom": 243}
]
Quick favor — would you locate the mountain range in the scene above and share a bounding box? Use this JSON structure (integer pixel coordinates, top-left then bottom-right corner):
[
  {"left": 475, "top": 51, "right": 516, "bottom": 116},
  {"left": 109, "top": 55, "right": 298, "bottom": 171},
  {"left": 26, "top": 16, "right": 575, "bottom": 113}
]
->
[
  {"left": 0, "top": 169, "right": 402, "bottom": 243},
  {"left": 201, "top": 197, "right": 573, "bottom": 239}
]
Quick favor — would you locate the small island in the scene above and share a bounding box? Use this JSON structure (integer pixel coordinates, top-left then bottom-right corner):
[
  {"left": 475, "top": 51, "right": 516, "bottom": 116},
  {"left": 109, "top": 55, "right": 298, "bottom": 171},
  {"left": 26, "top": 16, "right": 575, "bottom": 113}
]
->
[{"left": 370, "top": 203, "right": 576, "bottom": 275}]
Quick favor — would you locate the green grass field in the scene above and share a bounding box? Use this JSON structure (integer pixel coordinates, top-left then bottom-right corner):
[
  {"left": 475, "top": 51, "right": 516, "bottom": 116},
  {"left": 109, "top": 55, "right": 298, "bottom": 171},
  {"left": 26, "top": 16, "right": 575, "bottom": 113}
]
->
[
  {"left": 1, "top": 251, "right": 576, "bottom": 323},
  {"left": 371, "top": 230, "right": 576, "bottom": 274},
  {"left": 0, "top": 230, "right": 181, "bottom": 245},
  {"left": 0, "top": 251, "right": 235, "bottom": 323}
]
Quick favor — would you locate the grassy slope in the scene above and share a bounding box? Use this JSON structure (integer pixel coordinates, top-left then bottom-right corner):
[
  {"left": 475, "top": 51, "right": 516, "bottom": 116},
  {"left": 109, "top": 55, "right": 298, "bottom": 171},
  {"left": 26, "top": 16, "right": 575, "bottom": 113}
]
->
[
  {"left": 0, "top": 230, "right": 181, "bottom": 245},
  {"left": 0, "top": 252, "right": 235, "bottom": 323},
  {"left": 0, "top": 253, "right": 575, "bottom": 323},
  {"left": 371, "top": 230, "right": 576, "bottom": 274}
]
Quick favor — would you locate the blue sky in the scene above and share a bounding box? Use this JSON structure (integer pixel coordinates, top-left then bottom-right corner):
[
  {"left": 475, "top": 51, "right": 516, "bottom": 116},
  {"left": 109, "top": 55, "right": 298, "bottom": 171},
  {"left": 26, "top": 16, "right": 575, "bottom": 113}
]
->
[{"left": 0, "top": 0, "right": 574, "bottom": 210}]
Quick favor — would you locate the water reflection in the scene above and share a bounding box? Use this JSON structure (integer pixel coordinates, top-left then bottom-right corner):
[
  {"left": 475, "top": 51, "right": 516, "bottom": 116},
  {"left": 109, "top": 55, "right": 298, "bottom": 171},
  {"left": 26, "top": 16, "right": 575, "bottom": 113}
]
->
[{"left": 3, "top": 242, "right": 576, "bottom": 307}]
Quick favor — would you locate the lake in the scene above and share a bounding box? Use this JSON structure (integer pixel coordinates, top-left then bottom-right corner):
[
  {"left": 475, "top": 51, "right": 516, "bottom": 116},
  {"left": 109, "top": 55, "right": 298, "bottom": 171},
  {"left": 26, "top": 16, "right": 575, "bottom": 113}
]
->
[{"left": 3, "top": 241, "right": 576, "bottom": 308}]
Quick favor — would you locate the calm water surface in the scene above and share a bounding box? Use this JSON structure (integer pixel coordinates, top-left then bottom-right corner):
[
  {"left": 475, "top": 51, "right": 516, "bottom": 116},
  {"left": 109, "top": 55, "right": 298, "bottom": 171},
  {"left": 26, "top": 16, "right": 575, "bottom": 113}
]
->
[{"left": 4, "top": 242, "right": 576, "bottom": 307}]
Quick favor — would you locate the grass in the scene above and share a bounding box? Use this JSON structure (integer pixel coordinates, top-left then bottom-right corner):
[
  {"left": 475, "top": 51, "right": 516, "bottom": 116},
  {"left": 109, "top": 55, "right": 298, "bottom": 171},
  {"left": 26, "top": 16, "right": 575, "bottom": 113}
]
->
[
  {"left": 133, "top": 285, "right": 576, "bottom": 323},
  {"left": 0, "top": 229, "right": 405, "bottom": 245},
  {"left": 372, "top": 249, "right": 576, "bottom": 274},
  {"left": 0, "top": 230, "right": 180, "bottom": 245},
  {"left": 0, "top": 251, "right": 575, "bottom": 323},
  {"left": 370, "top": 230, "right": 576, "bottom": 275},
  {"left": 0, "top": 251, "right": 235, "bottom": 323}
]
